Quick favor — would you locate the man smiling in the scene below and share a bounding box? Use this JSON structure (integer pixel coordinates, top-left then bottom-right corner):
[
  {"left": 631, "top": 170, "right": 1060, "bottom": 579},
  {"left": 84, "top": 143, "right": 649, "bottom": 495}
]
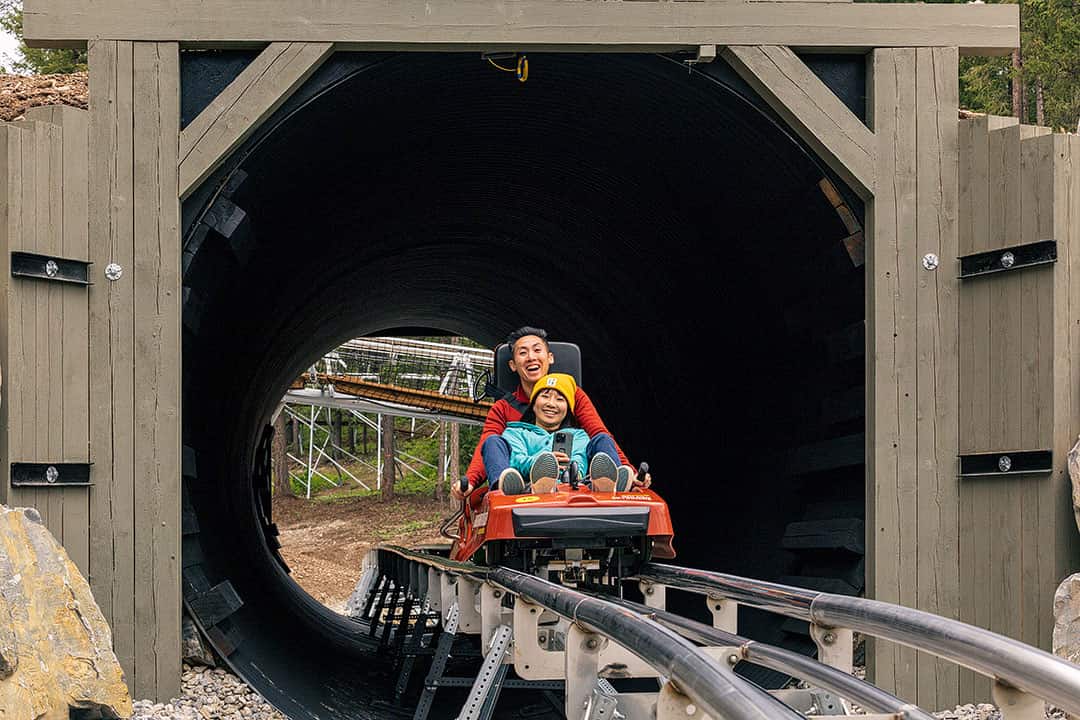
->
[{"left": 456, "top": 326, "right": 634, "bottom": 497}]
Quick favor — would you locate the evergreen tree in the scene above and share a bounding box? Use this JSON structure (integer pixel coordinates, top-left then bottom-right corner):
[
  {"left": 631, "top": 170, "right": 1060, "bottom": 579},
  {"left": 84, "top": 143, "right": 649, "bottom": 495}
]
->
[{"left": 0, "top": 1, "right": 86, "bottom": 75}]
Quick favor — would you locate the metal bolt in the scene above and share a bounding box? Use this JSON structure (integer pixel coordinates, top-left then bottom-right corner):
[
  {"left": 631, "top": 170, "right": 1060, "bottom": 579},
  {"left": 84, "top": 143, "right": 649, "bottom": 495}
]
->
[
  {"left": 105, "top": 263, "right": 123, "bottom": 281},
  {"left": 44, "top": 260, "right": 58, "bottom": 277},
  {"left": 645, "top": 586, "right": 655, "bottom": 596},
  {"left": 727, "top": 653, "right": 740, "bottom": 666},
  {"left": 493, "top": 590, "right": 502, "bottom": 599},
  {"left": 999, "top": 455, "right": 1012, "bottom": 472},
  {"left": 45, "top": 466, "right": 59, "bottom": 484},
  {"left": 585, "top": 637, "right": 599, "bottom": 650},
  {"left": 922, "top": 253, "right": 939, "bottom": 270},
  {"left": 822, "top": 631, "right": 837, "bottom": 645},
  {"left": 685, "top": 704, "right": 697, "bottom": 716},
  {"left": 1001, "top": 252, "right": 1016, "bottom": 269}
]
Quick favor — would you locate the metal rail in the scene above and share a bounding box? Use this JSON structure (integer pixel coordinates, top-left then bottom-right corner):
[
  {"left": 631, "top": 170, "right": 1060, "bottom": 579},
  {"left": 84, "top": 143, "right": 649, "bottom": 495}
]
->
[
  {"left": 639, "top": 562, "right": 1080, "bottom": 717},
  {"left": 377, "top": 546, "right": 800, "bottom": 720},
  {"left": 604, "top": 594, "right": 933, "bottom": 720}
]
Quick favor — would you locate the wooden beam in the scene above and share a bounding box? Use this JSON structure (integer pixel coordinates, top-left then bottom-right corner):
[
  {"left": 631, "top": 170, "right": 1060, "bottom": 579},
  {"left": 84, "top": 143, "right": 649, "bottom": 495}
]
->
[
  {"left": 178, "top": 41, "right": 333, "bottom": 199},
  {"left": 23, "top": 0, "right": 1019, "bottom": 55},
  {"left": 723, "top": 45, "right": 875, "bottom": 199}
]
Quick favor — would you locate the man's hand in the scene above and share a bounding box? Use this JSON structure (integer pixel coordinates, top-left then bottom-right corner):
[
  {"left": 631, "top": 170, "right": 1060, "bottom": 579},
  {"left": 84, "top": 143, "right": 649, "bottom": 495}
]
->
[
  {"left": 632, "top": 472, "right": 652, "bottom": 489},
  {"left": 451, "top": 477, "right": 472, "bottom": 501}
]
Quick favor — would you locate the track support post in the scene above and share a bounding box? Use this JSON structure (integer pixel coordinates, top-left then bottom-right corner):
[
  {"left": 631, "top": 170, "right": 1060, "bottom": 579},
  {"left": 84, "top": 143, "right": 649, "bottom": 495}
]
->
[
  {"left": 565, "top": 624, "right": 603, "bottom": 720},
  {"left": 638, "top": 581, "right": 666, "bottom": 609},
  {"left": 809, "top": 622, "right": 853, "bottom": 674},
  {"left": 456, "top": 624, "right": 513, "bottom": 720},
  {"left": 480, "top": 583, "right": 505, "bottom": 650},
  {"left": 414, "top": 603, "right": 460, "bottom": 720},
  {"left": 991, "top": 680, "right": 1045, "bottom": 720},
  {"left": 706, "top": 594, "right": 738, "bottom": 633}
]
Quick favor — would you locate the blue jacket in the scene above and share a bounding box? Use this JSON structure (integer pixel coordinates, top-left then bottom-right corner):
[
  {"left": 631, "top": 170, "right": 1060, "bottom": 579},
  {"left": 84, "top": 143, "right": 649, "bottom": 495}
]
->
[{"left": 502, "top": 422, "right": 590, "bottom": 477}]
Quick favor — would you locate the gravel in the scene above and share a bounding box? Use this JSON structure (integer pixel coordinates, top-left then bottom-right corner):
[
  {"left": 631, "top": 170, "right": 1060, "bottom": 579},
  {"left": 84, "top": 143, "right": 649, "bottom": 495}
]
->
[
  {"left": 131, "top": 664, "right": 288, "bottom": 720},
  {"left": 132, "top": 662, "right": 1068, "bottom": 720}
]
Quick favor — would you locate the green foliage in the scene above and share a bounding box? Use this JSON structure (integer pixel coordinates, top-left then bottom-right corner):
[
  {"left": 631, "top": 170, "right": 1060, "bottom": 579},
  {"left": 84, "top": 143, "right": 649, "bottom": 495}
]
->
[{"left": 0, "top": 1, "right": 87, "bottom": 74}]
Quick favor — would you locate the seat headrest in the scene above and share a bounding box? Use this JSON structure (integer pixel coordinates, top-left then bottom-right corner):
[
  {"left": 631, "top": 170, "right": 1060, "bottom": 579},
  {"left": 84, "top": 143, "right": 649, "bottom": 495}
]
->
[{"left": 493, "top": 341, "right": 582, "bottom": 396}]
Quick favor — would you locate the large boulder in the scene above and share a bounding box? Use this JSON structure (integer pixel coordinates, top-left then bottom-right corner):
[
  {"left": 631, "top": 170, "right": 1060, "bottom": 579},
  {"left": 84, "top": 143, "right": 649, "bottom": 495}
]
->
[
  {"left": 1068, "top": 437, "right": 1080, "bottom": 536},
  {"left": 1054, "top": 573, "right": 1080, "bottom": 668},
  {"left": 0, "top": 505, "right": 132, "bottom": 720}
]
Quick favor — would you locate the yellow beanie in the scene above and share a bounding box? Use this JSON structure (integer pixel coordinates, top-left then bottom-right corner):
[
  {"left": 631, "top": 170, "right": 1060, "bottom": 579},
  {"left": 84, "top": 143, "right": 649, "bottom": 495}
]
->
[{"left": 530, "top": 373, "right": 577, "bottom": 412}]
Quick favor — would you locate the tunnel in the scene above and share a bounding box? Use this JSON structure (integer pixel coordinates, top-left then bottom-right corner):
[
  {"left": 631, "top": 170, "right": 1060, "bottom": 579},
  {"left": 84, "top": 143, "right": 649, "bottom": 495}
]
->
[{"left": 179, "top": 51, "right": 867, "bottom": 718}]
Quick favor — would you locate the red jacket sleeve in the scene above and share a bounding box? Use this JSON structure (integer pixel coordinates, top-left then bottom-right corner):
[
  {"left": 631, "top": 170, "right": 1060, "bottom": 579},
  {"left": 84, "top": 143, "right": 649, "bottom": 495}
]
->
[
  {"left": 465, "top": 398, "right": 514, "bottom": 483},
  {"left": 574, "top": 388, "right": 632, "bottom": 467}
]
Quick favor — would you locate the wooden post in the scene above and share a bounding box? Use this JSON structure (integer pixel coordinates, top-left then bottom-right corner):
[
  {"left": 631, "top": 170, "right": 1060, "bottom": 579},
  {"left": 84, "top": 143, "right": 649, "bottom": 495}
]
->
[
  {"left": 86, "top": 39, "right": 182, "bottom": 702},
  {"left": 866, "top": 46, "right": 961, "bottom": 709},
  {"left": 436, "top": 420, "right": 447, "bottom": 501}
]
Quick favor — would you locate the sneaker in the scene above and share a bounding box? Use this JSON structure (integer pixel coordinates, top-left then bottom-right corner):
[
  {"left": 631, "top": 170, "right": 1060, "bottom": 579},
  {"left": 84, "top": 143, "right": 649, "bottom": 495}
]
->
[
  {"left": 498, "top": 467, "right": 527, "bottom": 495},
  {"left": 530, "top": 451, "right": 560, "bottom": 488},
  {"left": 616, "top": 465, "right": 634, "bottom": 493},
  {"left": 589, "top": 452, "right": 618, "bottom": 493}
]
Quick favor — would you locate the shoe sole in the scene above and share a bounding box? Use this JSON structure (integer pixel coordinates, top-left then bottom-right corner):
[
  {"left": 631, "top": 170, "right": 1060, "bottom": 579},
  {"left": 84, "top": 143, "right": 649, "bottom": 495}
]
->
[
  {"left": 589, "top": 453, "right": 618, "bottom": 492},
  {"left": 500, "top": 471, "right": 527, "bottom": 495},
  {"left": 531, "top": 452, "right": 560, "bottom": 486},
  {"left": 615, "top": 466, "right": 633, "bottom": 493}
]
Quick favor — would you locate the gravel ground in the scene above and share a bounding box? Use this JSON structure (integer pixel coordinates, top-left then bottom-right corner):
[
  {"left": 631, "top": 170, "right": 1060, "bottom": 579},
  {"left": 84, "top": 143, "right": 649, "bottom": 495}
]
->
[
  {"left": 132, "top": 665, "right": 287, "bottom": 720},
  {"left": 131, "top": 662, "right": 1069, "bottom": 720}
]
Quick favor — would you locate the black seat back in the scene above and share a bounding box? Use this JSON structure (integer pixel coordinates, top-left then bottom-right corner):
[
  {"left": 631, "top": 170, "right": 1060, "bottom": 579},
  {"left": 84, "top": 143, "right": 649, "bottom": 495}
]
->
[{"left": 493, "top": 341, "right": 582, "bottom": 395}]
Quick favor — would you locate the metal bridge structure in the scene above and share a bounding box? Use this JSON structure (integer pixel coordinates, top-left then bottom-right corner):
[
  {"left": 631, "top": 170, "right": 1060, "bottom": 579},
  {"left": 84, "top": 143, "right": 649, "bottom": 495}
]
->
[
  {"left": 277, "top": 337, "right": 495, "bottom": 497},
  {"left": 324, "top": 545, "right": 1080, "bottom": 720}
]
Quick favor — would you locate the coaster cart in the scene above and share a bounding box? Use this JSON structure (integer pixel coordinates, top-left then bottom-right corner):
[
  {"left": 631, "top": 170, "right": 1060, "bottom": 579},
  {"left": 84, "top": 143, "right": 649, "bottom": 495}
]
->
[{"left": 442, "top": 342, "right": 676, "bottom": 592}]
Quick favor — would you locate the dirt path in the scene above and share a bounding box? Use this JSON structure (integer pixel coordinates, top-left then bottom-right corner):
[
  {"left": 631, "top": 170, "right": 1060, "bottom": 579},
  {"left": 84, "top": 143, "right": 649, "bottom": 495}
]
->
[{"left": 272, "top": 491, "right": 455, "bottom": 612}]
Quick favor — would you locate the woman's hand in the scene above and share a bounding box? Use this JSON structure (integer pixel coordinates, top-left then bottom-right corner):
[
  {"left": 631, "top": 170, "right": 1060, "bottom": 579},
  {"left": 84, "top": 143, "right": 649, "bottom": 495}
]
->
[{"left": 552, "top": 451, "right": 571, "bottom": 467}]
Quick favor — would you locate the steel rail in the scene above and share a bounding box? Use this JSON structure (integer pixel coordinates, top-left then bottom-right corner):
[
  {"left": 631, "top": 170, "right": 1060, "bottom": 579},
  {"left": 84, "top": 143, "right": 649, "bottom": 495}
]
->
[
  {"left": 377, "top": 547, "right": 802, "bottom": 720},
  {"left": 604, "top": 594, "right": 933, "bottom": 720},
  {"left": 639, "top": 562, "right": 1080, "bottom": 716}
]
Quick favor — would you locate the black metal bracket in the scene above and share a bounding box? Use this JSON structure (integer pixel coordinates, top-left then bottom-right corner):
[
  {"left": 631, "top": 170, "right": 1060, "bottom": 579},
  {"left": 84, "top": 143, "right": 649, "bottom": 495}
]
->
[
  {"left": 10, "top": 462, "right": 92, "bottom": 487},
  {"left": 959, "top": 450, "right": 1052, "bottom": 477},
  {"left": 959, "top": 240, "right": 1056, "bottom": 279},
  {"left": 11, "top": 251, "right": 91, "bottom": 285}
]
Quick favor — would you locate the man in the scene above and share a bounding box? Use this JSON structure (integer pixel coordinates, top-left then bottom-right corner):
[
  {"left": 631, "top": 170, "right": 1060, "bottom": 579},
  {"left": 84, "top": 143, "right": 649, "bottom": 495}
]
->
[{"left": 454, "top": 326, "right": 648, "bottom": 497}]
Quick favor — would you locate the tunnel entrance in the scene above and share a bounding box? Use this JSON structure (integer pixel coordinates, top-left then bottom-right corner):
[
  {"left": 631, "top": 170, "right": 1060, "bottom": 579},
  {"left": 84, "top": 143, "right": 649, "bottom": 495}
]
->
[{"left": 180, "top": 52, "right": 866, "bottom": 718}]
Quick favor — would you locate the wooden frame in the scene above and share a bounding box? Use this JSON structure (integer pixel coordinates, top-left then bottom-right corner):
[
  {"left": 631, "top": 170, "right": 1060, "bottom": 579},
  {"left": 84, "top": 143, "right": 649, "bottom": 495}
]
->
[
  {"left": 11, "top": 0, "right": 1045, "bottom": 709},
  {"left": 24, "top": 0, "right": 1018, "bottom": 55}
]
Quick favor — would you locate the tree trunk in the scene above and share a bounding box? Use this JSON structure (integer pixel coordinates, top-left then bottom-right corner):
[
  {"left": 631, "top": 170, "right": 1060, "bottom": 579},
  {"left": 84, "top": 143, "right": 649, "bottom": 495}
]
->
[
  {"left": 347, "top": 415, "right": 356, "bottom": 454},
  {"left": 1012, "top": 49, "right": 1024, "bottom": 120},
  {"left": 436, "top": 420, "right": 447, "bottom": 501},
  {"left": 362, "top": 421, "right": 368, "bottom": 455},
  {"left": 1036, "top": 79, "right": 1045, "bottom": 127},
  {"left": 449, "top": 421, "right": 460, "bottom": 493},
  {"left": 273, "top": 412, "right": 293, "bottom": 497},
  {"left": 381, "top": 415, "right": 396, "bottom": 501}
]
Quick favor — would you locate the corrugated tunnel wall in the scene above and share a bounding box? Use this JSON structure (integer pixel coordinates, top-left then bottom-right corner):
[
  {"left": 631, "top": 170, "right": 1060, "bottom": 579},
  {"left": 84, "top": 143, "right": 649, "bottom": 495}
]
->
[
  {"left": 2, "top": 45, "right": 1079, "bottom": 717},
  {"left": 176, "top": 51, "right": 869, "bottom": 718}
]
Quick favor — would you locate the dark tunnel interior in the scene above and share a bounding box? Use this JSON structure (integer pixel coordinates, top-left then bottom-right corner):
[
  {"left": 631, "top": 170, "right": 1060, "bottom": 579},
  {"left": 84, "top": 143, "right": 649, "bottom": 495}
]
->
[{"left": 179, "top": 51, "right": 867, "bottom": 718}]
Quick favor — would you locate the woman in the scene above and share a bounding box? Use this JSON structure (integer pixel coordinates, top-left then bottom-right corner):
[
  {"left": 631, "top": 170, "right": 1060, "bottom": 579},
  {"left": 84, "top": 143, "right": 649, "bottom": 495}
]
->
[{"left": 481, "top": 373, "right": 631, "bottom": 495}]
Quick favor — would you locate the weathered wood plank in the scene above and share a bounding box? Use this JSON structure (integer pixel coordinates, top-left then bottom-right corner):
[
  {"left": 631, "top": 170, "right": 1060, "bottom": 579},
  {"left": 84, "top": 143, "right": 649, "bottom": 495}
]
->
[
  {"left": 18, "top": 121, "right": 40, "bottom": 517},
  {"left": 132, "top": 41, "right": 159, "bottom": 696},
  {"left": 0, "top": 126, "right": 20, "bottom": 507},
  {"left": 914, "top": 46, "right": 960, "bottom": 711},
  {"left": 867, "top": 46, "right": 917, "bottom": 699},
  {"left": 32, "top": 106, "right": 92, "bottom": 577},
  {"left": 22, "top": 0, "right": 1019, "bottom": 55},
  {"left": 132, "top": 41, "right": 182, "bottom": 700},
  {"left": 87, "top": 38, "right": 118, "bottom": 632},
  {"left": 722, "top": 45, "right": 874, "bottom": 200},
  {"left": 153, "top": 42, "right": 181, "bottom": 698},
  {"left": 178, "top": 41, "right": 332, "bottom": 199},
  {"left": 41, "top": 121, "right": 64, "bottom": 541},
  {"left": 109, "top": 38, "right": 137, "bottom": 687}
]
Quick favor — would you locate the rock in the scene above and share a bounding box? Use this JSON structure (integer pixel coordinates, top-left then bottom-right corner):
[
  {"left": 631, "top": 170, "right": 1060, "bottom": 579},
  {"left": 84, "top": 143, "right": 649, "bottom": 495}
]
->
[
  {"left": 1068, "top": 438, "right": 1080, "bottom": 536},
  {"left": 1054, "top": 573, "right": 1080, "bottom": 665},
  {"left": 0, "top": 504, "right": 132, "bottom": 720},
  {"left": 181, "top": 614, "right": 217, "bottom": 667}
]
